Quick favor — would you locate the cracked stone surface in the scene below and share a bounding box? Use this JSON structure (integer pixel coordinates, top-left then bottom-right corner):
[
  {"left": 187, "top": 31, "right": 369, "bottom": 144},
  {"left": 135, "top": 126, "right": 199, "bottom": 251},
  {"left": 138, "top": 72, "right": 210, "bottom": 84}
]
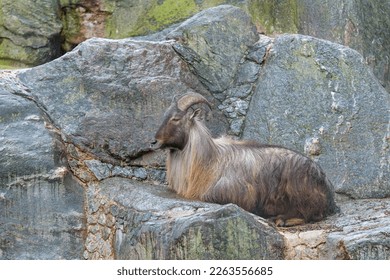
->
[
  {"left": 243, "top": 34, "right": 389, "bottom": 198},
  {"left": 281, "top": 198, "right": 390, "bottom": 260},
  {"left": 0, "top": 5, "right": 389, "bottom": 260},
  {"left": 92, "top": 178, "right": 284, "bottom": 260}
]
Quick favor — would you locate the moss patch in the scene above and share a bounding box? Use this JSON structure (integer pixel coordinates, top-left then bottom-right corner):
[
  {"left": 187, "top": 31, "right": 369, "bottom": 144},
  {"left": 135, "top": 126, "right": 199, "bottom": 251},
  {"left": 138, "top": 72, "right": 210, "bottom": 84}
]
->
[
  {"left": 60, "top": 6, "right": 83, "bottom": 52},
  {"left": 104, "top": 0, "right": 233, "bottom": 38},
  {"left": 0, "top": 39, "right": 32, "bottom": 69},
  {"left": 148, "top": 0, "right": 198, "bottom": 27},
  {"left": 247, "top": 0, "right": 299, "bottom": 34}
]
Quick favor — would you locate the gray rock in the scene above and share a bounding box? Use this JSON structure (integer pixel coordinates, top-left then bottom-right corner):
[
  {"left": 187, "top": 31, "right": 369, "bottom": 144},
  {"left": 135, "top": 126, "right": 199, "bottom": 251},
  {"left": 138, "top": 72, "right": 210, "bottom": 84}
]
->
[
  {"left": 0, "top": 71, "right": 86, "bottom": 260},
  {"left": 282, "top": 197, "right": 390, "bottom": 260},
  {"left": 0, "top": 0, "right": 62, "bottom": 67},
  {"left": 296, "top": 0, "right": 390, "bottom": 92},
  {"left": 84, "top": 158, "right": 166, "bottom": 183},
  {"left": 247, "top": 0, "right": 390, "bottom": 92},
  {"left": 168, "top": 5, "right": 259, "bottom": 93},
  {"left": 1, "top": 5, "right": 389, "bottom": 260},
  {"left": 326, "top": 199, "right": 390, "bottom": 260},
  {"left": 85, "top": 160, "right": 113, "bottom": 181},
  {"left": 92, "top": 177, "right": 284, "bottom": 260},
  {"left": 0, "top": 71, "right": 58, "bottom": 179},
  {"left": 17, "top": 37, "right": 227, "bottom": 168},
  {"left": 235, "top": 61, "right": 260, "bottom": 85},
  {"left": 247, "top": 38, "right": 271, "bottom": 64},
  {"left": 0, "top": 174, "right": 85, "bottom": 259},
  {"left": 1, "top": 0, "right": 389, "bottom": 94},
  {"left": 89, "top": 177, "right": 390, "bottom": 260},
  {"left": 111, "top": 166, "right": 133, "bottom": 178},
  {"left": 243, "top": 34, "right": 390, "bottom": 199},
  {"left": 132, "top": 168, "right": 147, "bottom": 181},
  {"left": 227, "top": 84, "right": 253, "bottom": 99}
]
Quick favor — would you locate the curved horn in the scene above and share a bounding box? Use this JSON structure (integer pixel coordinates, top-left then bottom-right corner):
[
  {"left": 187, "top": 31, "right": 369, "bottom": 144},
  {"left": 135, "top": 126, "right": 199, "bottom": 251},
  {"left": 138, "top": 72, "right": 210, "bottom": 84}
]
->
[{"left": 176, "top": 92, "right": 212, "bottom": 111}]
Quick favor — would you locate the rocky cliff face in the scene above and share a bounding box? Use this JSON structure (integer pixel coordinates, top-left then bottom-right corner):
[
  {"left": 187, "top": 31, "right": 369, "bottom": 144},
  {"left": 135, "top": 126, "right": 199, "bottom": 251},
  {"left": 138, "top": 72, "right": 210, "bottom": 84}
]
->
[
  {"left": 0, "top": 5, "right": 389, "bottom": 260},
  {"left": 1, "top": 0, "right": 389, "bottom": 93}
]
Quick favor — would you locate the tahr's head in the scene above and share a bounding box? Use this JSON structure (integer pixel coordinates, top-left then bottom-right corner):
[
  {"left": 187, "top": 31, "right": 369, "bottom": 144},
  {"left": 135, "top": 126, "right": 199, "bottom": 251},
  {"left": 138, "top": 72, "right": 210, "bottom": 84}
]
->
[{"left": 153, "top": 92, "right": 211, "bottom": 150}]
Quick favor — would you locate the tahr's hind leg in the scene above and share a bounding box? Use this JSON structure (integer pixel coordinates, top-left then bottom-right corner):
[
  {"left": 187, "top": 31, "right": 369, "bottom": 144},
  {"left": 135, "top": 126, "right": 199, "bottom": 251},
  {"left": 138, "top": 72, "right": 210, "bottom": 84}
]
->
[{"left": 269, "top": 215, "right": 306, "bottom": 227}]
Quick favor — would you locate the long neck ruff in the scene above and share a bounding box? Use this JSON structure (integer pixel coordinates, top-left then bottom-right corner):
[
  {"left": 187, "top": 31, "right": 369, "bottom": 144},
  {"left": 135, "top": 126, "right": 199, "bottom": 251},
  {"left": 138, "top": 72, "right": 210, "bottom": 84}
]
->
[{"left": 167, "top": 120, "right": 217, "bottom": 199}]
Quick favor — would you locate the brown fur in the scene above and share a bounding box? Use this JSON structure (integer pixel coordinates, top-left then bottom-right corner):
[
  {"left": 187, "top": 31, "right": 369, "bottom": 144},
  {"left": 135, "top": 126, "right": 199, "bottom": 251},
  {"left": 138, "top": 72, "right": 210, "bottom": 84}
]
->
[{"left": 154, "top": 94, "right": 339, "bottom": 227}]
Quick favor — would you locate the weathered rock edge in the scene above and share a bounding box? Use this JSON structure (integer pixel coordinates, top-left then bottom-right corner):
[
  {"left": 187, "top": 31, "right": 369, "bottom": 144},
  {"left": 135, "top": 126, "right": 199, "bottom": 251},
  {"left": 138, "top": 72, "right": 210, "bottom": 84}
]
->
[
  {"left": 85, "top": 177, "right": 285, "bottom": 260},
  {"left": 84, "top": 177, "right": 390, "bottom": 260},
  {"left": 281, "top": 197, "right": 390, "bottom": 260}
]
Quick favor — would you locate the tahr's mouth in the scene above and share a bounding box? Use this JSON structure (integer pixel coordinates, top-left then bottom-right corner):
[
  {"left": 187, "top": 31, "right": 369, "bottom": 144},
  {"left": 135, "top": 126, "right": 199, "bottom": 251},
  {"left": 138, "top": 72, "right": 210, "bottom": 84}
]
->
[{"left": 150, "top": 140, "right": 162, "bottom": 150}]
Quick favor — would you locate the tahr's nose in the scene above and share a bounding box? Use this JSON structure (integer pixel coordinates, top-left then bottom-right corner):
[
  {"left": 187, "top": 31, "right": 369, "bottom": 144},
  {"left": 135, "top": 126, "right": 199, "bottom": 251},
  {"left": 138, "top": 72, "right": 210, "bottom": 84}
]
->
[{"left": 150, "top": 139, "right": 160, "bottom": 150}]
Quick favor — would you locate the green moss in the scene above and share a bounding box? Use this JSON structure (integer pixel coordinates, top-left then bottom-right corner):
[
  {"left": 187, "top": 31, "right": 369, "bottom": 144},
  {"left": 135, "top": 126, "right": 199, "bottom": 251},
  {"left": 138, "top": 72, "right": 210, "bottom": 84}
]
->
[
  {"left": 247, "top": 0, "right": 299, "bottom": 34},
  {"left": 0, "top": 60, "right": 27, "bottom": 69},
  {"left": 0, "top": 0, "right": 3, "bottom": 26},
  {"left": 117, "top": 0, "right": 199, "bottom": 37},
  {"left": 186, "top": 227, "right": 209, "bottom": 258},
  {"left": 104, "top": 0, "right": 231, "bottom": 38},
  {"left": 59, "top": 0, "right": 83, "bottom": 6},
  {"left": 60, "top": 6, "right": 83, "bottom": 51},
  {"left": 149, "top": 0, "right": 198, "bottom": 27},
  {"left": 0, "top": 1, "right": 22, "bottom": 68},
  {"left": 58, "top": 0, "right": 257, "bottom": 40},
  {"left": 174, "top": 215, "right": 264, "bottom": 259},
  {"left": 0, "top": 39, "right": 32, "bottom": 69},
  {"left": 0, "top": 111, "right": 22, "bottom": 123}
]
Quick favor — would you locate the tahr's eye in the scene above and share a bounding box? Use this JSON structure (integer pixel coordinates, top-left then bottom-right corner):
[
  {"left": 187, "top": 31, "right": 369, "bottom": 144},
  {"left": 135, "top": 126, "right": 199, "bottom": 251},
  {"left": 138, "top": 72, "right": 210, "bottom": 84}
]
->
[{"left": 170, "top": 116, "right": 180, "bottom": 122}]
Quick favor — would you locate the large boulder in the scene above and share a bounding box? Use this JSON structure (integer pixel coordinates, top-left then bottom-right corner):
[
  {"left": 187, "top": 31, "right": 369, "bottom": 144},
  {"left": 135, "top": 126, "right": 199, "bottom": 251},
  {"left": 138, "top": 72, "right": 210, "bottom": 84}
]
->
[
  {"left": 0, "top": 71, "right": 85, "bottom": 259},
  {"left": 167, "top": 5, "right": 259, "bottom": 93},
  {"left": 86, "top": 178, "right": 390, "bottom": 260},
  {"left": 0, "top": 71, "right": 57, "bottom": 178},
  {"left": 297, "top": 0, "right": 390, "bottom": 92},
  {"left": 17, "top": 5, "right": 259, "bottom": 180},
  {"left": 247, "top": 0, "right": 390, "bottom": 92},
  {"left": 17, "top": 38, "right": 227, "bottom": 175},
  {"left": 84, "top": 177, "right": 284, "bottom": 260},
  {"left": 242, "top": 34, "right": 389, "bottom": 199}
]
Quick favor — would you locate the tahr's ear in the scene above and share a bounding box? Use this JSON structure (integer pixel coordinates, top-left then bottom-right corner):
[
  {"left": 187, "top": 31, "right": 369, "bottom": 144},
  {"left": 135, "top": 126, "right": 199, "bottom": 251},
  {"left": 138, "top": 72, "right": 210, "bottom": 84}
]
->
[{"left": 190, "top": 108, "right": 202, "bottom": 120}]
